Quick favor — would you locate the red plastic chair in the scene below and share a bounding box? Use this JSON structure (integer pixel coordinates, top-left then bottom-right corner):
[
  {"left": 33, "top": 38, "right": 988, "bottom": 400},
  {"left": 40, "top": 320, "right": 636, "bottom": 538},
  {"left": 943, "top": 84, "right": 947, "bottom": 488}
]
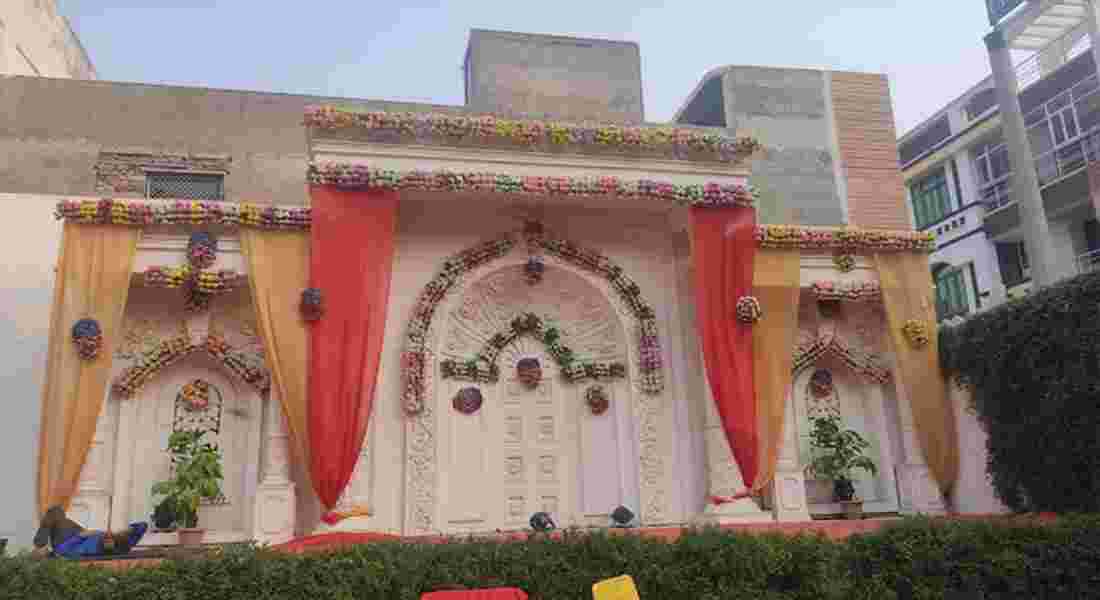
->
[{"left": 421, "top": 588, "right": 528, "bottom": 600}]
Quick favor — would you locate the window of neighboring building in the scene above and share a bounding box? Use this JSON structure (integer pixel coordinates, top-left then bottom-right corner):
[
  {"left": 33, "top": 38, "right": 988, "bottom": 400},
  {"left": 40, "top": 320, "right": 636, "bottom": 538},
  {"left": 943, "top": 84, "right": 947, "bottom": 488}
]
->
[
  {"left": 910, "top": 167, "right": 952, "bottom": 229},
  {"left": 971, "top": 137, "right": 1013, "bottom": 210},
  {"left": 146, "top": 171, "right": 225, "bottom": 201},
  {"left": 996, "top": 241, "right": 1030, "bottom": 288},
  {"left": 935, "top": 267, "right": 970, "bottom": 320}
]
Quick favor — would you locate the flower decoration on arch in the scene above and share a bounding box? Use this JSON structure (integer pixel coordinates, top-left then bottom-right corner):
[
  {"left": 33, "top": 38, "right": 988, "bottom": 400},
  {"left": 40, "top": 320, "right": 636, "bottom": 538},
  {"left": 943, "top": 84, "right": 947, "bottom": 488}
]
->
[
  {"left": 113, "top": 333, "right": 270, "bottom": 397},
  {"left": 401, "top": 227, "right": 664, "bottom": 416},
  {"left": 585, "top": 384, "right": 611, "bottom": 416},
  {"left": 440, "top": 312, "right": 627, "bottom": 387},
  {"left": 793, "top": 334, "right": 891, "bottom": 386},
  {"left": 179, "top": 379, "right": 212, "bottom": 412},
  {"left": 144, "top": 232, "right": 241, "bottom": 312}
]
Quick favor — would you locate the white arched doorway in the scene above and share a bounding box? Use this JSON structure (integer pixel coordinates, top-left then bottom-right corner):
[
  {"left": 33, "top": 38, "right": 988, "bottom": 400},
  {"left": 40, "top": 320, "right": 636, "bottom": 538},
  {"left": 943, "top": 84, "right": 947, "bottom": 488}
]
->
[
  {"left": 109, "top": 354, "right": 264, "bottom": 542},
  {"left": 415, "top": 259, "right": 641, "bottom": 535}
]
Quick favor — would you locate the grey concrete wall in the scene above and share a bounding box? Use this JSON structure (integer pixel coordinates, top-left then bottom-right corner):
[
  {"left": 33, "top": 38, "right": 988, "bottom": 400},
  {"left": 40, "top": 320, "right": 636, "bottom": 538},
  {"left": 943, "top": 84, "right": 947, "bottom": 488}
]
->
[
  {"left": 719, "top": 67, "right": 845, "bottom": 226},
  {"left": 0, "top": 76, "right": 470, "bottom": 205},
  {"left": 465, "top": 29, "right": 644, "bottom": 123}
]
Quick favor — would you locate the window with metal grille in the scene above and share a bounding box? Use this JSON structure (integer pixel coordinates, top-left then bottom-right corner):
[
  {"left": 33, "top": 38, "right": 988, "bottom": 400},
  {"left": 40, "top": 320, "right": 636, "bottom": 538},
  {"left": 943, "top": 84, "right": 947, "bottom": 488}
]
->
[{"left": 145, "top": 171, "right": 225, "bottom": 201}]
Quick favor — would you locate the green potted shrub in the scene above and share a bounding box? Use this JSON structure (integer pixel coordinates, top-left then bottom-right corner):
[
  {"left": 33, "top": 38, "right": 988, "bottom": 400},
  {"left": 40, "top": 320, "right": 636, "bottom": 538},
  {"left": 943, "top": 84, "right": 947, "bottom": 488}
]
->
[
  {"left": 152, "top": 429, "right": 224, "bottom": 546},
  {"left": 805, "top": 408, "right": 876, "bottom": 519}
]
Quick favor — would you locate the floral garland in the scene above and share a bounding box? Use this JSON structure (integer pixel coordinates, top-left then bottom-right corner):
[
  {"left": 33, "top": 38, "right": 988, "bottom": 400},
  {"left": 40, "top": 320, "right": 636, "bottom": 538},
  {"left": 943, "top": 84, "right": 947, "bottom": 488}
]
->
[
  {"left": 440, "top": 313, "right": 627, "bottom": 385},
  {"left": 304, "top": 107, "right": 762, "bottom": 163},
  {"left": 810, "top": 281, "right": 882, "bottom": 303},
  {"left": 756, "top": 225, "right": 935, "bottom": 253},
  {"left": 401, "top": 227, "right": 665, "bottom": 415},
  {"left": 585, "top": 384, "right": 611, "bottom": 416},
  {"left": 144, "top": 232, "right": 241, "bottom": 312},
  {"left": 810, "top": 369, "right": 834, "bottom": 398},
  {"left": 308, "top": 163, "right": 756, "bottom": 209},
  {"left": 113, "top": 334, "right": 270, "bottom": 397},
  {"left": 55, "top": 199, "right": 311, "bottom": 230},
  {"left": 792, "top": 335, "right": 891, "bottom": 385}
]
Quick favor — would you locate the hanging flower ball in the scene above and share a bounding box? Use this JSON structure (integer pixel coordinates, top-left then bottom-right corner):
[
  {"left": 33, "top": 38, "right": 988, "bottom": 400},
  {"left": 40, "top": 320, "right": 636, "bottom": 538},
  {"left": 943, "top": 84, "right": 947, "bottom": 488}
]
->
[
  {"left": 585, "top": 385, "right": 610, "bottom": 416},
  {"left": 810, "top": 369, "right": 834, "bottom": 398},
  {"left": 453, "top": 387, "right": 483, "bottom": 415},
  {"left": 300, "top": 287, "right": 324, "bottom": 322},
  {"left": 187, "top": 232, "right": 218, "bottom": 269},
  {"left": 178, "top": 379, "right": 211, "bottom": 412},
  {"left": 71, "top": 318, "right": 103, "bottom": 361},
  {"left": 525, "top": 256, "right": 545, "bottom": 285},
  {"left": 833, "top": 253, "right": 856, "bottom": 273},
  {"left": 516, "top": 357, "right": 543, "bottom": 388},
  {"left": 735, "top": 296, "right": 763, "bottom": 324},
  {"left": 902, "top": 319, "right": 931, "bottom": 349}
]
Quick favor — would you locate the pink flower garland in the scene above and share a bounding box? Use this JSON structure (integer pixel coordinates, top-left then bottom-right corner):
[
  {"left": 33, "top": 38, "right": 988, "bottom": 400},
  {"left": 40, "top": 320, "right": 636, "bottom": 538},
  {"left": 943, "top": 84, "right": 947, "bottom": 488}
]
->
[
  {"left": 307, "top": 163, "right": 756, "bottom": 209},
  {"left": 793, "top": 336, "right": 891, "bottom": 385},
  {"left": 756, "top": 225, "right": 935, "bottom": 252},
  {"left": 810, "top": 281, "right": 882, "bottom": 303},
  {"left": 304, "top": 107, "right": 761, "bottom": 163},
  {"left": 114, "top": 334, "right": 270, "bottom": 397}
]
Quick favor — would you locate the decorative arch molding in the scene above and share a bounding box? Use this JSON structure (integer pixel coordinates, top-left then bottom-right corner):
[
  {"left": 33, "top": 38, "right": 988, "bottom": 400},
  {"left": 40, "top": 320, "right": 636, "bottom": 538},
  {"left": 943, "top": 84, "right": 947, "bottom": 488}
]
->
[
  {"left": 113, "top": 334, "right": 271, "bottom": 397},
  {"left": 439, "top": 312, "right": 627, "bottom": 384},
  {"left": 792, "top": 332, "right": 891, "bottom": 385},
  {"left": 401, "top": 223, "right": 664, "bottom": 415}
]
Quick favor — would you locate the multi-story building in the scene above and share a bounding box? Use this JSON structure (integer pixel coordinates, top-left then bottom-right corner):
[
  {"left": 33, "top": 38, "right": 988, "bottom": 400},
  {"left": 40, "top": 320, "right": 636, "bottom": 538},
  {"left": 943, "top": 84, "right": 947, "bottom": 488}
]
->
[
  {"left": 0, "top": 0, "right": 95, "bottom": 78},
  {"left": 900, "top": 0, "right": 1100, "bottom": 321}
]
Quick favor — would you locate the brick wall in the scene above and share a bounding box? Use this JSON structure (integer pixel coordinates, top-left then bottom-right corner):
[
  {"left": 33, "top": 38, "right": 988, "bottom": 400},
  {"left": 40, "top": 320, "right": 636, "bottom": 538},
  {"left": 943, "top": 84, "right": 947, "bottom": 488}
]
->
[
  {"left": 829, "top": 72, "right": 910, "bottom": 230},
  {"left": 94, "top": 151, "right": 231, "bottom": 196}
]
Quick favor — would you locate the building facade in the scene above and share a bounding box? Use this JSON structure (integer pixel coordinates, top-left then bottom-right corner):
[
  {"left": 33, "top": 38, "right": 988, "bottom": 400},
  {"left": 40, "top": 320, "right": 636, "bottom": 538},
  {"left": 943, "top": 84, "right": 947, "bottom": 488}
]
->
[
  {"left": 3, "top": 29, "right": 1004, "bottom": 551},
  {"left": 900, "top": 0, "right": 1100, "bottom": 320},
  {"left": 0, "top": 0, "right": 95, "bottom": 78}
]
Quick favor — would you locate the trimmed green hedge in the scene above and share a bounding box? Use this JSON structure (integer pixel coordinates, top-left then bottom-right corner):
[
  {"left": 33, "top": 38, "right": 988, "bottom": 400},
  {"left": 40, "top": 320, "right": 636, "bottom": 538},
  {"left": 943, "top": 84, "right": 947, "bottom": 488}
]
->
[
  {"left": 3, "top": 517, "right": 1100, "bottom": 599},
  {"left": 940, "top": 270, "right": 1100, "bottom": 513}
]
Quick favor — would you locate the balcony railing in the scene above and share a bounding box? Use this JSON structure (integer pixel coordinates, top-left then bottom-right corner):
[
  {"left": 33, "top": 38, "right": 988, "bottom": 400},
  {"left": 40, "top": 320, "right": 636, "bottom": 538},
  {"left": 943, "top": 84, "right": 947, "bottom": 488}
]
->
[
  {"left": 1035, "top": 127, "right": 1100, "bottom": 187},
  {"left": 1076, "top": 248, "right": 1100, "bottom": 274},
  {"left": 1014, "top": 21, "right": 1091, "bottom": 92}
]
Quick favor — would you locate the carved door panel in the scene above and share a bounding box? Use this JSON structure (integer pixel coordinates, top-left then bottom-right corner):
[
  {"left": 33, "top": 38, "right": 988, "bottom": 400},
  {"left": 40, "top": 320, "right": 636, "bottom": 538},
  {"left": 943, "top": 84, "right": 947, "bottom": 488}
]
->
[{"left": 499, "top": 355, "right": 573, "bottom": 530}]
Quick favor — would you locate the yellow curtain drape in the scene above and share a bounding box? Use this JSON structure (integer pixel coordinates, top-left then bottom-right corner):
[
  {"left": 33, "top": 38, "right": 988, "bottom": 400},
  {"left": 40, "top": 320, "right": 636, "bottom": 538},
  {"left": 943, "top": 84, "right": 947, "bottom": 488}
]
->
[
  {"left": 874, "top": 252, "right": 959, "bottom": 497},
  {"left": 37, "top": 223, "right": 139, "bottom": 516},
  {"left": 240, "top": 229, "right": 312, "bottom": 477},
  {"left": 750, "top": 248, "right": 802, "bottom": 492}
]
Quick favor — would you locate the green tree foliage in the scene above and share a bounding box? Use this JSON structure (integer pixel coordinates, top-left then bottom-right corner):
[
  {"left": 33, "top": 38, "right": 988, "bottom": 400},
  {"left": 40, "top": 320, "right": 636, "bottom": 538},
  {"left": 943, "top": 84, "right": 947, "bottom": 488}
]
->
[{"left": 939, "top": 271, "right": 1100, "bottom": 513}]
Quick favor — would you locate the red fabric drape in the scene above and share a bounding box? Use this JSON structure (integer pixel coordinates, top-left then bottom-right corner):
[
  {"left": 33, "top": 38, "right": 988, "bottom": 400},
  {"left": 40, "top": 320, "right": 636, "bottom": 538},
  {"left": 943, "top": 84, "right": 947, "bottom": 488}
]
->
[
  {"left": 308, "top": 186, "right": 398, "bottom": 509},
  {"left": 690, "top": 205, "right": 759, "bottom": 496}
]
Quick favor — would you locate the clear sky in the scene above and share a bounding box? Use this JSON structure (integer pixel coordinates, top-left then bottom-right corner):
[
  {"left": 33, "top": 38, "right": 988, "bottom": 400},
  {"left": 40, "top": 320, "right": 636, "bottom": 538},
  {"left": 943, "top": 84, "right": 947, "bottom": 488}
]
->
[{"left": 59, "top": 0, "right": 996, "bottom": 137}]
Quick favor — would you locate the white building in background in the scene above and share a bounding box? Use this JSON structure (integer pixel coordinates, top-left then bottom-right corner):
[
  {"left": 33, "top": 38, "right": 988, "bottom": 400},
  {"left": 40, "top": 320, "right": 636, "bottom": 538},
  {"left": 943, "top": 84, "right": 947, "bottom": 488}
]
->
[
  {"left": 900, "top": 0, "right": 1100, "bottom": 321},
  {"left": 0, "top": 0, "right": 95, "bottom": 78}
]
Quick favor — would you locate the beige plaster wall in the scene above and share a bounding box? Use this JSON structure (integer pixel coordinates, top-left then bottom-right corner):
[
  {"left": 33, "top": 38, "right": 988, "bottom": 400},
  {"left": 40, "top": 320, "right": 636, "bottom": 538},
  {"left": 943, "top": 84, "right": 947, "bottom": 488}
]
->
[
  {"left": 0, "top": 193, "right": 62, "bottom": 549},
  {"left": 0, "top": 0, "right": 95, "bottom": 78}
]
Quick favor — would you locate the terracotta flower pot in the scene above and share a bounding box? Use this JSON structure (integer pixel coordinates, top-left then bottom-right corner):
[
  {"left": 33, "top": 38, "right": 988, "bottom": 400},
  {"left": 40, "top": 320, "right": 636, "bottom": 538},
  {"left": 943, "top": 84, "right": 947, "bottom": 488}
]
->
[
  {"left": 178, "top": 528, "right": 205, "bottom": 547},
  {"left": 840, "top": 500, "right": 865, "bottom": 520}
]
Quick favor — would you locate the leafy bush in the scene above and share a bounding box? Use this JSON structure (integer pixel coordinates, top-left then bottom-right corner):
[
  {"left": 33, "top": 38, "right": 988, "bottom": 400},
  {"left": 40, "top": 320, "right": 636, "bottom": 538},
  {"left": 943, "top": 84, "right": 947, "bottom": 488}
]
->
[
  {"left": 2, "top": 517, "right": 1100, "bottom": 600},
  {"left": 940, "top": 270, "right": 1100, "bottom": 513}
]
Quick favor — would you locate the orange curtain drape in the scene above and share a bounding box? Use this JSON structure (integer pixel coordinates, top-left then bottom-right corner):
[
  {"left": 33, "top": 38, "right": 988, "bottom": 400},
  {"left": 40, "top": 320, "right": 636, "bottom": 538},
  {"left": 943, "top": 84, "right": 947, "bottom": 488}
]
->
[
  {"left": 875, "top": 252, "right": 959, "bottom": 497},
  {"left": 690, "top": 205, "right": 759, "bottom": 493},
  {"left": 750, "top": 248, "right": 802, "bottom": 493},
  {"left": 37, "top": 223, "right": 139, "bottom": 516},
  {"left": 308, "top": 186, "right": 398, "bottom": 510},
  {"left": 240, "top": 229, "right": 312, "bottom": 483}
]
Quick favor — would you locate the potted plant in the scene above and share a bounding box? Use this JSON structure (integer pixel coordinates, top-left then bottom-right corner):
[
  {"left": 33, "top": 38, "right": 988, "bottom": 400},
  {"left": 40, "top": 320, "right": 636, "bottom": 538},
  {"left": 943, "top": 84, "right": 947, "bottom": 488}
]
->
[
  {"left": 151, "top": 429, "right": 224, "bottom": 546},
  {"left": 806, "top": 409, "right": 877, "bottom": 519}
]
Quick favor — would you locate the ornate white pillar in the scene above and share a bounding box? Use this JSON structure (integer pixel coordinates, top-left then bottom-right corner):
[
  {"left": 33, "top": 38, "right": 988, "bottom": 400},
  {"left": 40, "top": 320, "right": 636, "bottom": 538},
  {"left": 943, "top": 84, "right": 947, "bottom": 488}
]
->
[
  {"left": 253, "top": 387, "right": 296, "bottom": 544},
  {"left": 70, "top": 406, "right": 114, "bottom": 530},
  {"left": 770, "top": 385, "right": 811, "bottom": 522},
  {"left": 699, "top": 367, "right": 773, "bottom": 524}
]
